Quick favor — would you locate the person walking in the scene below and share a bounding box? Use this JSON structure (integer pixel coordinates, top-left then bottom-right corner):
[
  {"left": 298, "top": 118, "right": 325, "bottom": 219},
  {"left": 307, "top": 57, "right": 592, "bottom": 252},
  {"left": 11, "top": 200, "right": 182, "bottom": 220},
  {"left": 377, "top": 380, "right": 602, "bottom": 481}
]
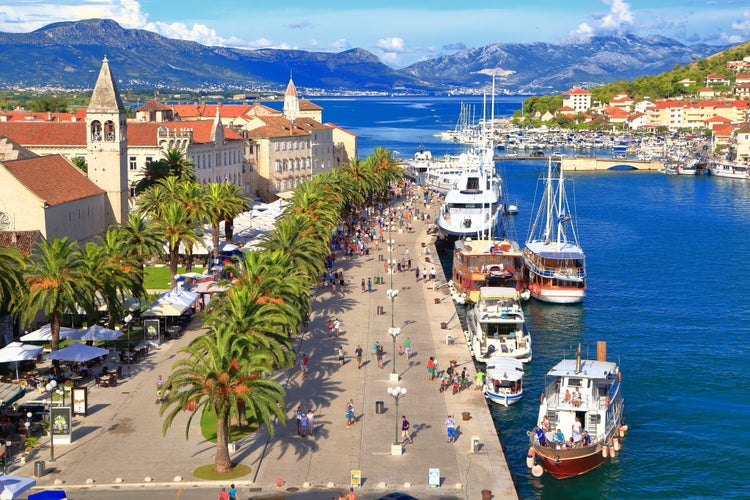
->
[
  {"left": 300, "top": 410, "right": 308, "bottom": 437},
  {"left": 345, "top": 399, "right": 355, "bottom": 428},
  {"left": 401, "top": 415, "right": 413, "bottom": 444},
  {"left": 361, "top": 278, "right": 366, "bottom": 292},
  {"left": 338, "top": 346, "right": 345, "bottom": 366},
  {"left": 430, "top": 266, "right": 436, "bottom": 281},
  {"left": 355, "top": 344, "right": 363, "bottom": 369},
  {"left": 422, "top": 267, "right": 428, "bottom": 281},
  {"left": 445, "top": 415, "right": 456, "bottom": 443},
  {"left": 376, "top": 342, "right": 384, "bottom": 368},
  {"left": 228, "top": 484, "right": 237, "bottom": 500},
  {"left": 367, "top": 277, "right": 372, "bottom": 292},
  {"left": 295, "top": 406, "right": 304, "bottom": 435},
  {"left": 427, "top": 356, "right": 436, "bottom": 380},
  {"left": 218, "top": 487, "right": 229, "bottom": 500},
  {"left": 475, "top": 368, "right": 485, "bottom": 390},
  {"left": 333, "top": 318, "right": 341, "bottom": 337},
  {"left": 300, "top": 353, "right": 309, "bottom": 378},
  {"left": 306, "top": 409, "right": 315, "bottom": 437},
  {"left": 404, "top": 337, "right": 411, "bottom": 359},
  {"left": 415, "top": 266, "right": 420, "bottom": 281}
]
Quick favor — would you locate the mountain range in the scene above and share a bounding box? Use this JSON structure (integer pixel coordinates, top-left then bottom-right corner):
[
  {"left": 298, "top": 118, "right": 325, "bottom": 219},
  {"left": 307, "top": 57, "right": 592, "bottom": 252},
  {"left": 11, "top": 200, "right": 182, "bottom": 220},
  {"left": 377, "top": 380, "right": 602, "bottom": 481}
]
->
[{"left": 0, "top": 19, "right": 731, "bottom": 94}]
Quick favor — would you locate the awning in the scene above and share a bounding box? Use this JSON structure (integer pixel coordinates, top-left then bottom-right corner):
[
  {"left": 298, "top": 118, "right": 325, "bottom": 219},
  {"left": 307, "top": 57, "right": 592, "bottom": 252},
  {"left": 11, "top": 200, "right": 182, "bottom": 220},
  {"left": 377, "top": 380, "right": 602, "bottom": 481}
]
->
[
  {"left": 141, "top": 299, "right": 189, "bottom": 317},
  {"left": 44, "top": 344, "right": 109, "bottom": 363},
  {"left": 0, "top": 383, "right": 26, "bottom": 409},
  {"left": 20, "top": 325, "right": 81, "bottom": 342},
  {"left": 0, "top": 474, "right": 36, "bottom": 499}
]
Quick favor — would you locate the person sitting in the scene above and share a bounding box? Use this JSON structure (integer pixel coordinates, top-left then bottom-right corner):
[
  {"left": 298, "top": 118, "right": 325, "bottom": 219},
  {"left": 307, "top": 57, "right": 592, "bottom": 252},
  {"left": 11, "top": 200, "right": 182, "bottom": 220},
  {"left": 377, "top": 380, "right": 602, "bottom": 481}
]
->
[
  {"left": 563, "top": 389, "right": 571, "bottom": 403},
  {"left": 553, "top": 428, "right": 564, "bottom": 445},
  {"left": 582, "top": 430, "right": 591, "bottom": 446}
]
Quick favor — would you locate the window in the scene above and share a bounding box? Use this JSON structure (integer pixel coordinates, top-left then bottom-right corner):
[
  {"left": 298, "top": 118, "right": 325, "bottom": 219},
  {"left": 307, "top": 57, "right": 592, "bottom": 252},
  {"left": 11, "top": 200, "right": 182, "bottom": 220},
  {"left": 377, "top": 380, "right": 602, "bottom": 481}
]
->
[
  {"left": 129, "top": 157, "right": 137, "bottom": 170},
  {"left": 275, "top": 161, "right": 281, "bottom": 172}
]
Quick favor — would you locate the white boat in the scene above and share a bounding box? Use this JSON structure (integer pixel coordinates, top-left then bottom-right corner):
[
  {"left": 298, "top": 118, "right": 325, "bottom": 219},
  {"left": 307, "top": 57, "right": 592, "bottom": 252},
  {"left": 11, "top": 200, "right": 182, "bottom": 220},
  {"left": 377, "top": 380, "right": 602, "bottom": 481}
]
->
[
  {"left": 464, "top": 286, "right": 532, "bottom": 363},
  {"left": 708, "top": 160, "right": 750, "bottom": 179},
  {"left": 423, "top": 146, "right": 491, "bottom": 194},
  {"left": 523, "top": 158, "right": 586, "bottom": 304},
  {"left": 484, "top": 357, "right": 524, "bottom": 406},
  {"left": 404, "top": 142, "right": 435, "bottom": 181},
  {"left": 437, "top": 165, "right": 501, "bottom": 240},
  {"left": 528, "top": 342, "right": 626, "bottom": 479}
]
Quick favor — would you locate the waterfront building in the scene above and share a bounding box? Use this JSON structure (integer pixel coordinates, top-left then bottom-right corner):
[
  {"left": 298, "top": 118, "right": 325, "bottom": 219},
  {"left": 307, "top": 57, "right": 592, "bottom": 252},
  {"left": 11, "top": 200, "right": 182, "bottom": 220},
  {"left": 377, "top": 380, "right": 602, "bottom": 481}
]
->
[{"left": 562, "top": 87, "right": 592, "bottom": 113}]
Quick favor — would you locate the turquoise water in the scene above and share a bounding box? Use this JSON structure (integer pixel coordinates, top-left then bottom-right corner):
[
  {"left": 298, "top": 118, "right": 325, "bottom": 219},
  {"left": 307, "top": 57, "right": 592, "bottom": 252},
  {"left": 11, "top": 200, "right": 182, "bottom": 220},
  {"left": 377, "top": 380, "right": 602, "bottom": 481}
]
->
[{"left": 312, "top": 96, "right": 750, "bottom": 499}]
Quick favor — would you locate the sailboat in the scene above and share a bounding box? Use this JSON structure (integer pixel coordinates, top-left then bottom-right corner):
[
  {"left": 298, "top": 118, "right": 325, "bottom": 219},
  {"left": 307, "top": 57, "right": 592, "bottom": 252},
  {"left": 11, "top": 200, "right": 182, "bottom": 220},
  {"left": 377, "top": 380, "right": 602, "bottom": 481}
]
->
[{"left": 523, "top": 157, "right": 586, "bottom": 304}]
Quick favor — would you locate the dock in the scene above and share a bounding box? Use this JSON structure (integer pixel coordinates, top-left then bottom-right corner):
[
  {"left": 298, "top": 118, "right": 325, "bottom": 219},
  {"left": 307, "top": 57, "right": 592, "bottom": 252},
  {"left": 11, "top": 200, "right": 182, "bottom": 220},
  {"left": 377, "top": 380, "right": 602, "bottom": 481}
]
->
[{"left": 12, "top": 190, "right": 517, "bottom": 499}]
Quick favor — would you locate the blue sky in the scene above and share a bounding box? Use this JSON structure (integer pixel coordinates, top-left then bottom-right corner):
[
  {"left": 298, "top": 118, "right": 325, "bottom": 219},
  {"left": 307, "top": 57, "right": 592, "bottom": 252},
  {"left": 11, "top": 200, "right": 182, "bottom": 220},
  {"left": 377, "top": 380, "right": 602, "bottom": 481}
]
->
[{"left": 0, "top": 0, "right": 748, "bottom": 67}]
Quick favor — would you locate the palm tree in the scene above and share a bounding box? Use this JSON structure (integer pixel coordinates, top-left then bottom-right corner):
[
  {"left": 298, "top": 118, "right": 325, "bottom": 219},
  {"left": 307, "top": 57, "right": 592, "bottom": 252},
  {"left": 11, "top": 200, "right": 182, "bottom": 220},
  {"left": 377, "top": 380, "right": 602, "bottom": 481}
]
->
[
  {"left": 70, "top": 156, "right": 88, "bottom": 174},
  {"left": 259, "top": 214, "right": 329, "bottom": 285},
  {"left": 0, "top": 246, "right": 26, "bottom": 313},
  {"left": 203, "top": 183, "right": 250, "bottom": 259},
  {"left": 162, "top": 148, "right": 197, "bottom": 182},
  {"left": 133, "top": 158, "right": 170, "bottom": 195},
  {"left": 21, "top": 237, "right": 88, "bottom": 351},
  {"left": 113, "top": 214, "right": 165, "bottom": 288},
  {"left": 161, "top": 322, "right": 286, "bottom": 473}
]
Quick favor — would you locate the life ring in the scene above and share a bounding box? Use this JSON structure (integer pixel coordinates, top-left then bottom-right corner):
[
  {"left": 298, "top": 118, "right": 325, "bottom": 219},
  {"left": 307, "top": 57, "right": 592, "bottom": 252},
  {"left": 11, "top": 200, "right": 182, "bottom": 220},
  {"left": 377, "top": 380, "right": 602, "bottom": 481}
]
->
[
  {"left": 618, "top": 371, "right": 622, "bottom": 381},
  {"left": 276, "top": 477, "right": 285, "bottom": 487},
  {"left": 605, "top": 396, "right": 610, "bottom": 407}
]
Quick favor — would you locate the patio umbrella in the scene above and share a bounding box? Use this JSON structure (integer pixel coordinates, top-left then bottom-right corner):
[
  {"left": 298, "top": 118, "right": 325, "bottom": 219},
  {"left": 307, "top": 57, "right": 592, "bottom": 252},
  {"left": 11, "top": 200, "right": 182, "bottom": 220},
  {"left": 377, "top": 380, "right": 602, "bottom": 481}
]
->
[
  {"left": 20, "top": 325, "right": 81, "bottom": 342},
  {"left": 27, "top": 490, "right": 66, "bottom": 500},
  {"left": 0, "top": 474, "right": 36, "bottom": 499},
  {"left": 44, "top": 344, "right": 109, "bottom": 363},
  {"left": 141, "top": 299, "right": 189, "bottom": 317},
  {"left": 78, "top": 325, "right": 123, "bottom": 341},
  {"left": 0, "top": 342, "right": 43, "bottom": 379},
  {"left": 122, "top": 297, "right": 147, "bottom": 312}
]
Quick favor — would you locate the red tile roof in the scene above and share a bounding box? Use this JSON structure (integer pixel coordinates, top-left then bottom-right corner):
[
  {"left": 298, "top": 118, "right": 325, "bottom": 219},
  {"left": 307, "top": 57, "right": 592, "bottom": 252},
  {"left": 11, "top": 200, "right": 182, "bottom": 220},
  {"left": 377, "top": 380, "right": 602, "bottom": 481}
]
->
[
  {"left": 172, "top": 103, "right": 251, "bottom": 119},
  {"left": 0, "top": 122, "right": 86, "bottom": 146},
  {"left": 2, "top": 155, "right": 105, "bottom": 206},
  {"left": 0, "top": 231, "right": 42, "bottom": 256},
  {"left": 135, "top": 99, "right": 172, "bottom": 112},
  {"left": 127, "top": 121, "right": 242, "bottom": 146},
  {"left": 563, "top": 87, "right": 590, "bottom": 95},
  {"left": 299, "top": 99, "right": 322, "bottom": 111}
]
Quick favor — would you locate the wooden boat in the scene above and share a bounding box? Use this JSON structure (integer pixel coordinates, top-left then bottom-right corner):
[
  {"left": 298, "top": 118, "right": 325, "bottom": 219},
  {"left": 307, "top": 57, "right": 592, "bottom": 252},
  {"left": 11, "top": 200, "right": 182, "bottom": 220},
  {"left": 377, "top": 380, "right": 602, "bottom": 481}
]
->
[
  {"left": 528, "top": 342, "right": 626, "bottom": 479},
  {"left": 484, "top": 357, "right": 524, "bottom": 406},
  {"left": 523, "top": 158, "right": 586, "bottom": 304},
  {"left": 464, "top": 286, "right": 531, "bottom": 363},
  {"left": 449, "top": 237, "right": 524, "bottom": 304}
]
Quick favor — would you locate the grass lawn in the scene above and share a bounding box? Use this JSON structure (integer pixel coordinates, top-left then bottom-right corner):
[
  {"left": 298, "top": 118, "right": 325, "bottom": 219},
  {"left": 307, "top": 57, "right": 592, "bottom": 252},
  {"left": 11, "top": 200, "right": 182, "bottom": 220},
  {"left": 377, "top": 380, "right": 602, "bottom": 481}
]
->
[
  {"left": 142, "top": 264, "right": 207, "bottom": 290},
  {"left": 200, "top": 407, "right": 259, "bottom": 443},
  {"left": 192, "top": 463, "right": 251, "bottom": 480}
]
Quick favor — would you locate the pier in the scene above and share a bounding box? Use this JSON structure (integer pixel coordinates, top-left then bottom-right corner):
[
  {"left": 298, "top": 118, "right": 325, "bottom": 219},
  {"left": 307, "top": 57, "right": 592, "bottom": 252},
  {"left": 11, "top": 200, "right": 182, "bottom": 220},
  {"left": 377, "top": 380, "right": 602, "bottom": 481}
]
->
[{"left": 495, "top": 154, "right": 663, "bottom": 171}]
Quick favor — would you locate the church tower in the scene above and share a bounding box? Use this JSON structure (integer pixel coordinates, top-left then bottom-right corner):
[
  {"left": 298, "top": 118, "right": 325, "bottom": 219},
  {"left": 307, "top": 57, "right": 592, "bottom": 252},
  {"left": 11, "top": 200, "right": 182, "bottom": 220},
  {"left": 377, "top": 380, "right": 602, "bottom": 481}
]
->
[
  {"left": 283, "top": 75, "right": 299, "bottom": 122},
  {"left": 86, "top": 56, "right": 128, "bottom": 225}
]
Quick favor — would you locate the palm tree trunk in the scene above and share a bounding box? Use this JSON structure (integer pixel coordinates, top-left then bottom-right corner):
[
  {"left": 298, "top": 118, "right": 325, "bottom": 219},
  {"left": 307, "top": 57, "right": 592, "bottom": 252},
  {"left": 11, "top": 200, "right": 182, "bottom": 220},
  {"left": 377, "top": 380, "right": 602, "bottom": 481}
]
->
[
  {"left": 169, "top": 246, "right": 179, "bottom": 289},
  {"left": 212, "top": 223, "right": 220, "bottom": 260},
  {"left": 50, "top": 312, "right": 61, "bottom": 352},
  {"left": 214, "top": 414, "right": 233, "bottom": 473},
  {"left": 224, "top": 215, "right": 234, "bottom": 243}
]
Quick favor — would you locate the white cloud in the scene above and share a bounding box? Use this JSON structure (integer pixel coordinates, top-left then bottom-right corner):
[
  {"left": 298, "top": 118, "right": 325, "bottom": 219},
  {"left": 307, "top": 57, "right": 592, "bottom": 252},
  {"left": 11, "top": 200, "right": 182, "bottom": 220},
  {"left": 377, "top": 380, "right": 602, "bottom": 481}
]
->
[
  {"left": 377, "top": 37, "right": 406, "bottom": 54},
  {"left": 572, "top": 0, "right": 634, "bottom": 38},
  {"left": 330, "top": 38, "right": 351, "bottom": 51}
]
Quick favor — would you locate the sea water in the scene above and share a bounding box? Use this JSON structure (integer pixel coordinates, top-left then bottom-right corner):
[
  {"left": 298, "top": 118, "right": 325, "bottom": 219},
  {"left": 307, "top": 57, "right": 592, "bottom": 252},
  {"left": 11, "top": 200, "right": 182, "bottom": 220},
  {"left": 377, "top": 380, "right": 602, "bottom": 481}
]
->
[{"left": 308, "top": 96, "right": 750, "bottom": 498}]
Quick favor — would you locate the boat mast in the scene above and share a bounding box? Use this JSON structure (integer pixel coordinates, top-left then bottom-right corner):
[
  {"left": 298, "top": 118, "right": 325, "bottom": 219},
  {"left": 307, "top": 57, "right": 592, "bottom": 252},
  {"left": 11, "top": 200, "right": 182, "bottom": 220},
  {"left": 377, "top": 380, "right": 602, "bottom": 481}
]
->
[{"left": 543, "top": 158, "right": 554, "bottom": 243}]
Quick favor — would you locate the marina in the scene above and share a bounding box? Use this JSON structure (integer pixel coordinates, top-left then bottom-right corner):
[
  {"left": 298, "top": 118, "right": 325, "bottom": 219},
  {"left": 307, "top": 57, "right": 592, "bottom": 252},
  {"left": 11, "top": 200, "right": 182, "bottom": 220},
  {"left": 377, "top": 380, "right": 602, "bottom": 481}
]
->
[{"left": 312, "top": 94, "right": 750, "bottom": 498}]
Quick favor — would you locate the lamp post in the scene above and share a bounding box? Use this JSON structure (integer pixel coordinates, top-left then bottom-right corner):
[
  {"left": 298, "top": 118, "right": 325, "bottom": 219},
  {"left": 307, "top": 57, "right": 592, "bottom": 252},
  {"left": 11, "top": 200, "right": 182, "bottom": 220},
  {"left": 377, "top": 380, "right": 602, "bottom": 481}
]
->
[
  {"left": 387, "top": 385, "right": 407, "bottom": 455},
  {"left": 386, "top": 232, "right": 401, "bottom": 382},
  {"left": 45, "top": 380, "right": 58, "bottom": 462},
  {"left": 123, "top": 314, "right": 133, "bottom": 374}
]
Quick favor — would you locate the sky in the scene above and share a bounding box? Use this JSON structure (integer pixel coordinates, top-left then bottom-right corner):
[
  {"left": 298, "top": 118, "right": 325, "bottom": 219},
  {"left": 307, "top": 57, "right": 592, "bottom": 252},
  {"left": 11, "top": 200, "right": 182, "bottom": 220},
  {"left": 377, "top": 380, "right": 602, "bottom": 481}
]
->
[{"left": 0, "top": 0, "right": 748, "bottom": 68}]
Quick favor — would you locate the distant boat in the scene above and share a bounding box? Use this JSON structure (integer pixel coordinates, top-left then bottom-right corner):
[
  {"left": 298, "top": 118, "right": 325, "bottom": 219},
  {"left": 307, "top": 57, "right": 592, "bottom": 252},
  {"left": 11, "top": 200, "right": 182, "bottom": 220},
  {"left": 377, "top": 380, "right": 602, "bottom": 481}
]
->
[
  {"left": 523, "top": 158, "right": 586, "bottom": 304},
  {"left": 528, "top": 342, "right": 626, "bottom": 479},
  {"left": 449, "top": 238, "right": 524, "bottom": 304},
  {"left": 708, "top": 160, "right": 750, "bottom": 179},
  {"left": 437, "top": 165, "right": 501, "bottom": 241}
]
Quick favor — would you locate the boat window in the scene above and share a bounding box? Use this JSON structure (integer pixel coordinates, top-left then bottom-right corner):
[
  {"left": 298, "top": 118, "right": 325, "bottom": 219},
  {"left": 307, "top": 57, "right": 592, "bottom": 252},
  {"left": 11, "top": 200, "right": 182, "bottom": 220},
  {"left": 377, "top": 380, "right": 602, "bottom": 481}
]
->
[
  {"left": 568, "top": 378, "right": 583, "bottom": 387},
  {"left": 588, "top": 414, "right": 601, "bottom": 425}
]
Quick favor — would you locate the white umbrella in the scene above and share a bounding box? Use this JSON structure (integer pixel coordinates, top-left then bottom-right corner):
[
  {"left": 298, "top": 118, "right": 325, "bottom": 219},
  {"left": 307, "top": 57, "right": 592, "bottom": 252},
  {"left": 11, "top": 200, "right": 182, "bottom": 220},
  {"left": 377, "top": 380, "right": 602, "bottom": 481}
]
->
[
  {"left": 122, "top": 297, "right": 147, "bottom": 312},
  {"left": 0, "top": 474, "right": 36, "bottom": 499},
  {"left": 44, "top": 344, "right": 109, "bottom": 363},
  {"left": 21, "top": 325, "right": 81, "bottom": 342},
  {"left": 142, "top": 299, "right": 189, "bottom": 317},
  {"left": 162, "top": 289, "right": 199, "bottom": 308},
  {"left": 78, "top": 325, "right": 124, "bottom": 341},
  {"left": 0, "top": 342, "right": 43, "bottom": 379}
]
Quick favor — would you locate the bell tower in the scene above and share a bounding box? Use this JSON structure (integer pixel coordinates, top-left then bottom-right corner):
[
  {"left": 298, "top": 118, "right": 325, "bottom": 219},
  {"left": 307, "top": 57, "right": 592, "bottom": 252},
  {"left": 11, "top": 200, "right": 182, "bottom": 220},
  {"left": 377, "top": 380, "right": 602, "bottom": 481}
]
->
[{"left": 86, "top": 56, "right": 128, "bottom": 225}]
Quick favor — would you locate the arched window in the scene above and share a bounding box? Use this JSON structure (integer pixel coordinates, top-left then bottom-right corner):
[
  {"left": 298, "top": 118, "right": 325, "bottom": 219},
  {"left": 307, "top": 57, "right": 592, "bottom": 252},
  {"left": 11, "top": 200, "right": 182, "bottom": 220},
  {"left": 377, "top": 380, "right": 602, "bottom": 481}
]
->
[
  {"left": 90, "top": 120, "right": 102, "bottom": 142},
  {"left": 104, "top": 120, "right": 116, "bottom": 141}
]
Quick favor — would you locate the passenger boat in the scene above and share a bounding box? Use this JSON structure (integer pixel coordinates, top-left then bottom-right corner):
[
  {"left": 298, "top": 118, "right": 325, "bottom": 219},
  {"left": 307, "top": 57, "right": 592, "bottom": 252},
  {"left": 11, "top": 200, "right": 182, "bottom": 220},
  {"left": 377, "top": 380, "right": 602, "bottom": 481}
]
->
[
  {"left": 708, "top": 160, "right": 750, "bottom": 179},
  {"left": 528, "top": 342, "right": 626, "bottom": 479},
  {"left": 423, "top": 147, "right": 489, "bottom": 194},
  {"left": 484, "top": 357, "right": 524, "bottom": 407},
  {"left": 523, "top": 158, "right": 586, "bottom": 304},
  {"left": 450, "top": 238, "right": 524, "bottom": 304},
  {"left": 403, "top": 142, "right": 435, "bottom": 182},
  {"left": 464, "top": 286, "right": 532, "bottom": 363},
  {"left": 437, "top": 166, "right": 501, "bottom": 241}
]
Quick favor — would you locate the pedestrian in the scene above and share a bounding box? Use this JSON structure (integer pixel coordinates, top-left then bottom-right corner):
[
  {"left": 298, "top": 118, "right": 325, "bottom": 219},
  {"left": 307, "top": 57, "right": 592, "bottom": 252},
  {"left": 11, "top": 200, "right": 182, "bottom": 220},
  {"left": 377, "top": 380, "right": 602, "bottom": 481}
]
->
[
  {"left": 415, "top": 266, "right": 420, "bottom": 281},
  {"left": 307, "top": 409, "right": 315, "bottom": 437},
  {"left": 228, "top": 484, "right": 237, "bottom": 500},
  {"left": 327, "top": 319, "right": 334, "bottom": 335},
  {"left": 367, "top": 277, "right": 372, "bottom": 292},
  {"left": 401, "top": 415, "right": 413, "bottom": 444},
  {"left": 445, "top": 415, "right": 456, "bottom": 443},
  {"left": 333, "top": 318, "right": 341, "bottom": 337},
  {"left": 300, "top": 353, "right": 308, "bottom": 378},
  {"left": 376, "top": 342, "right": 384, "bottom": 368},
  {"left": 300, "top": 410, "right": 308, "bottom": 437},
  {"left": 361, "top": 278, "right": 366, "bottom": 292},
  {"left": 404, "top": 337, "right": 411, "bottom": 359},
  {"left": 345, "top": 399, "right": 355, "bottom": 427},
  {"left": 295, "top": 406, "right": 304, "bottom": 435},
  {"left": 338, "top": 346, "right": 345, "bottom": 366},
  {"left": 218, "top": 487, "right": 229, "bottom": 500},
  {"left": 475, "top": 368, "right": 485, "bottom": 390},
  {"left": 427, "top": 356, "right": 436, "bottom": 380},
  {"left": 430, "top": 266, "right": 436, "bottom": 281},
  {"left": 422, "top": 267, "right": 427, "bottom": 281},
  {"left": 355, "top": 344, "right": 363, "bottom": 369},
  {"left": 345, "top": 487, "right": 358, "bottom": 500}
]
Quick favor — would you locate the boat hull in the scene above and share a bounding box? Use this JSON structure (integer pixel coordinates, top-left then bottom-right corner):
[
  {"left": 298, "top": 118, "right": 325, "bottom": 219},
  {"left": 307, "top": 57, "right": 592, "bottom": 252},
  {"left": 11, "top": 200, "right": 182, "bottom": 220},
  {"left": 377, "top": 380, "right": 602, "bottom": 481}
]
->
[
  {"left": 528, "top": 285, "right": 585, "bottom": 304},
  {"left": 534, "top": 444, "right": 609, "bottom": 479},
  {"left": 485, "top": 389, "right": 523, "bottom": 406}
]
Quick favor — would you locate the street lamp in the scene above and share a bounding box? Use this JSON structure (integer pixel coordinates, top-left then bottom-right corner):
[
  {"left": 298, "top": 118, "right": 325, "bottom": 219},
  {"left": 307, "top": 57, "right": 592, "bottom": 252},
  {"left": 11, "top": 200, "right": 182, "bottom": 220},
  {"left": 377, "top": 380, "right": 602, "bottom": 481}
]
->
[
  {"left": 123, "top": 314, "right": 133, "bottom": 374},
  {"left": 386, "top": 385, "right": 407, "bottom": 455},
  {"left": 45, "top": 380, "right": 58, "bottom": 462},
  {"left": 386, "top": 231, "right": 401, "bottom": 382}
]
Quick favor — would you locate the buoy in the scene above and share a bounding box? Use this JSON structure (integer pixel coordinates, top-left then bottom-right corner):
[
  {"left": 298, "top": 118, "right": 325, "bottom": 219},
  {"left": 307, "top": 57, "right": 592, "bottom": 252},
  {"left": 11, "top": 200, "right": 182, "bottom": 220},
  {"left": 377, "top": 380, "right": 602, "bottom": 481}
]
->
[
  {"left": 613, "top": 437, "right": 621, "bottom": 451},
  {"left": 608, "top": 444, "right": 616, "bottom": 457},
  {"left": 526, "top": 447, "right": 536, "bottom": 468},
  {"left": 618, "top": 371, "right": 622, "bottom": 381},
  {"left": 531, "top": 464, "right": 544, "bottom": 477},
  {"left": 276, "top": 477, "right": 285, "bottom": 487},
  {"left": 602, "top": 445, "right": 609, "bottom": 458},
  {"left": 621, "top": 424, "right": 629, "bottom": 434},
  {"left": 605, "top": 396, "right": 610, "bottom": 407}
]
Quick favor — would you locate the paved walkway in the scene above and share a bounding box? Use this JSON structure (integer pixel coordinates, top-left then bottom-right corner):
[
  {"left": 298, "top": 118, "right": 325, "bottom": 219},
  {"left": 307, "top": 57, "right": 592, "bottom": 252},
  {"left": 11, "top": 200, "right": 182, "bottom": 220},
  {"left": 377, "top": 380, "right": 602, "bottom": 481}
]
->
[{"left": 13, "top": 192, "right": 516, "bottom": 499}]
